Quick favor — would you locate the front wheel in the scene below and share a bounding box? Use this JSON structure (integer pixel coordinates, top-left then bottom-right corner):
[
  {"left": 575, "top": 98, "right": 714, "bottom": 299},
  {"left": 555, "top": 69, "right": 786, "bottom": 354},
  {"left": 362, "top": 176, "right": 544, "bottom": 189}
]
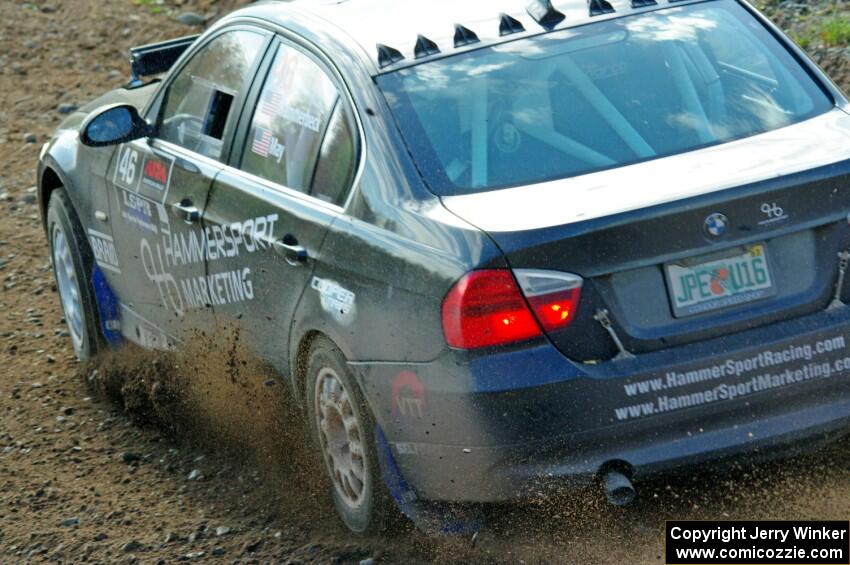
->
[
  {"left": 47, "top": 189, "right": 102, "bottom": 361},
  {"left": 305, "top": 337, "right": 390, "bottom": 534}
]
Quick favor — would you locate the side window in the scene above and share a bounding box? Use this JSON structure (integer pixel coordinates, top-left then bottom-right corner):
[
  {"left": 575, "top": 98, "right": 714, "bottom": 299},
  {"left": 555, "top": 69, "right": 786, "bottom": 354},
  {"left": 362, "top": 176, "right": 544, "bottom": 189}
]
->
[
  {"left": 159, "top": 30, "right": 266, "bottom": 160},
  {"left": 311, "top": 103, "right": 356, "bottom": 205},
  {"left": 240, "top": 45, "right": 347, "bottom": 196}
]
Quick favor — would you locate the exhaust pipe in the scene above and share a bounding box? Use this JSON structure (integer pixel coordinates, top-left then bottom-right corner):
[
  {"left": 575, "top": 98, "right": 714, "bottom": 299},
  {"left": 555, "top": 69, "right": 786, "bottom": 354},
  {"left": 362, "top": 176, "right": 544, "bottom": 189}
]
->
[{"left": 602, "top": 469, "right": 636, "bottom": 507}]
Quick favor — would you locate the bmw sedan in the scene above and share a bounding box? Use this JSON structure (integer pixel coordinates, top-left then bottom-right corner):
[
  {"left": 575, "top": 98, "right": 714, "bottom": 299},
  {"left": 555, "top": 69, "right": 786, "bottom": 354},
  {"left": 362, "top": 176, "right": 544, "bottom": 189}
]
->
[{"left": 37, "top": 0, "right": 850, "bottom": 534}]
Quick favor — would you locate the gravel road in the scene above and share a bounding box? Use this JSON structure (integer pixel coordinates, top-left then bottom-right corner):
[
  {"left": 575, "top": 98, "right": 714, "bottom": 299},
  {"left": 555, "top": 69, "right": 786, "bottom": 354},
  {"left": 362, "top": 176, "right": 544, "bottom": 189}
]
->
[{"left": 1, "top": 1, "right": 849, "bottom": 563}]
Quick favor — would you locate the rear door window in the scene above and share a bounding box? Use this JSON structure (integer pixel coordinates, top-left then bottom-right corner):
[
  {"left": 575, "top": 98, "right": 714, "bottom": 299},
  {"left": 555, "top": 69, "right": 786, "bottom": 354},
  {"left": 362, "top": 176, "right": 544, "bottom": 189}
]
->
[
  {"left": 239, "top": 44, "right": 345, "bottom": 196},
  {"left": 311, "top": 102, "right": 357, "bottom": 206}
]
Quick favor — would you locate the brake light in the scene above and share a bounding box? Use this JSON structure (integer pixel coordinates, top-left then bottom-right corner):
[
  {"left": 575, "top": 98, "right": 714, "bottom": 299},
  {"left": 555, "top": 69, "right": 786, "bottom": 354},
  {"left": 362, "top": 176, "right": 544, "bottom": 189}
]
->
[
  {"left": 514, "top": 269, "right": 583, "bottom": 332},
  {"left": 442, "top": 270, "right": 541, "bottom": 349}
]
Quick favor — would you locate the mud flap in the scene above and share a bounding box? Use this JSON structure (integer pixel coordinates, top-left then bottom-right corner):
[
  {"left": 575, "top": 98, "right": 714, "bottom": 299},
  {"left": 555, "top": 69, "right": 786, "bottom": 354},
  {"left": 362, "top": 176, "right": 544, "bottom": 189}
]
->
[
  {"left": 373, "top": 425, "right": 484, "bottom": 536},
  {"left": 91, "top": 266, "right": 122, "bottom": 347}
]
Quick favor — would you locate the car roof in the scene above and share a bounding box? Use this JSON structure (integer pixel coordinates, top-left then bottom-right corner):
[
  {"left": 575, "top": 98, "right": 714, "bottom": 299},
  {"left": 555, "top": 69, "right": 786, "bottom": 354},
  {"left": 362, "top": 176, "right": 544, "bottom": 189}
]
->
[{"left": 231, "top": 0, "right": 708, "bottom": 74}]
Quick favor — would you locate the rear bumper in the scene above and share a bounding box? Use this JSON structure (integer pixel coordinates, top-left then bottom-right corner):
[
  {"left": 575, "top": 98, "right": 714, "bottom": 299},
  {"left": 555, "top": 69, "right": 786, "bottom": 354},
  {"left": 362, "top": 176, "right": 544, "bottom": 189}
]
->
[
  {"left": 353, "top": 306, "right": 850, "bottom": 503},
  {"left": 392, "top": 392, "right": 850, "bottom": 503}
]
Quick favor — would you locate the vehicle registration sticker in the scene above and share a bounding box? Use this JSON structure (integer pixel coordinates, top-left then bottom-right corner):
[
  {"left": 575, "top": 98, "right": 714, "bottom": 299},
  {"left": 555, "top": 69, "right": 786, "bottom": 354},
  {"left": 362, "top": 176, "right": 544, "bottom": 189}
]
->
[{"left": 665, "top": 243, "right": 775, "bottom": 318}]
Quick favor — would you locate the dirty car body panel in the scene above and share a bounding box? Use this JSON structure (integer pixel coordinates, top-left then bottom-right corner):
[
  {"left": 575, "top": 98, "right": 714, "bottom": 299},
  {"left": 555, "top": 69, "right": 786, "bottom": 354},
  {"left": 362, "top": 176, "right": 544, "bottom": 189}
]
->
[{"left": 37, "top": 0, "right": 850, "bottom": 507}]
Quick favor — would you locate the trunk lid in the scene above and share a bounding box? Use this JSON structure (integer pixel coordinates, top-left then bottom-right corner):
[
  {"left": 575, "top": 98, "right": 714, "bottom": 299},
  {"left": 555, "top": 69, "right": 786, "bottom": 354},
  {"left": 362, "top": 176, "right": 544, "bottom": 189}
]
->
[{"left": 440, "top": 110, "right": 850, "bottom": 361}]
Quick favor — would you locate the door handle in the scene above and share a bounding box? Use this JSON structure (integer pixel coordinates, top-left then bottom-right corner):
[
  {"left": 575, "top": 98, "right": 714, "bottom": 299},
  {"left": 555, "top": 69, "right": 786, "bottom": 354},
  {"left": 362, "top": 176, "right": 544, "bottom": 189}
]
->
[
  {"left": 174, "top": 157, "right": 200, "bottom": 174},
  {"left": 274, "top": 235, "right": 308, "bottom": 267},
  {"left": 173, "top": 199, "right": 201, "bottom": 224}
]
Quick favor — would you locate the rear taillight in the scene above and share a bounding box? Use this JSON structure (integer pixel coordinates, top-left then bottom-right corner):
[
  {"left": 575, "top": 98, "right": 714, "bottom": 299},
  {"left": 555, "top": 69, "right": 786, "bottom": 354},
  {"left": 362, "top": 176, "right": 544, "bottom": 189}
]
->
[
  {"left": 442, "top": 270, "right": 541, "bottom": 349},
  {"left": 514, "top": 269, "right": 583, "bottom": 333},
  {"left": 441, "top": 269, "right": 583, "bottom": 350}
]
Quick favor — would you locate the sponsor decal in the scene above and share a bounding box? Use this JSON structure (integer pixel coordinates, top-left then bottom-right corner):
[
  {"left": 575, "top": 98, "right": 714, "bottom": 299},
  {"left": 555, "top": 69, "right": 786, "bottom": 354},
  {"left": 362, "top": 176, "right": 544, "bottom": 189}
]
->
[
  {"left": 180, "top": 268, "right": 254, "bottom": 310},
  {"left": 391, "top": 371, "right": 426, "bottom": 418},
  {"left": 311, "top": 277, "right": 355, "bottom": 324},
  {"left": 141, "top": 157, "right": 171, "bottom": 192},
  {"left": 280, "top": 105, "right": 322, "bottom": 133},
  {"left": 254, "top": 54, "right": 321, "bottom": 133},
  {"left": 158, "top": 214, "right": 279, "bottom": 267},
  {"left": 114, "top": 145, "right": 174, "bottom": 202},
  {"left": 122, "top": 305, "right": 172, "bottom": 351},
  {"left": 87, "top": 229, "right": 121, "bottom": 274},
  {"left": 139, "top": 210, "right": 279, "bottom": 316},
  {"left": 137, "top": 325, "right": 169, "bottom": 350},
  {"left": 394, "top": 442, "right": 418, "bottom": 455},
  {"left": 141, "top": 237, "right": 185, "bottom": 316},
  {"left": 91, "top": 266, "right": 122, "bottom": 346},
  {"left": 615, "top": 334, "right": 850, "bottom": 421},
  {"left": 251, "top": 127, "right": 285, "bottom": 162},
  {"left": 119, "top": 189, "right": 159, "bottom": 234}
]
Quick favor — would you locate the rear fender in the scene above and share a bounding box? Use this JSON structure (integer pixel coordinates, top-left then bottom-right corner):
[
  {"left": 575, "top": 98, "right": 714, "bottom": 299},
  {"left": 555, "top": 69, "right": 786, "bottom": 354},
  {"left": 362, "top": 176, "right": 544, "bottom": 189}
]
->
[{"left": 287, "top": 290, "right": 359, "bottom": 404}]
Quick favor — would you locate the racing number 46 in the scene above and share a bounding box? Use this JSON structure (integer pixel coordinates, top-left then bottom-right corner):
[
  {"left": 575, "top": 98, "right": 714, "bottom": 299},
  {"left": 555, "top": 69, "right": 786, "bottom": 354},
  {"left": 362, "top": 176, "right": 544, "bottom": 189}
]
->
[{"left": 117, "top": 146, "right": 139, "bottom": 187}]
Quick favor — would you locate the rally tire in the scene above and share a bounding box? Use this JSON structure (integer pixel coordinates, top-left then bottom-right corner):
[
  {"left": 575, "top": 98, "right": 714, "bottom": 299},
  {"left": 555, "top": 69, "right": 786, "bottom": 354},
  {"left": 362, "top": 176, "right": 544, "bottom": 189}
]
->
[
  {"left": 47, "top": 189, "right": 102, "bottom": 361},
  {"left": 306, "top": 336, "right": 390, "bottom": 535}
]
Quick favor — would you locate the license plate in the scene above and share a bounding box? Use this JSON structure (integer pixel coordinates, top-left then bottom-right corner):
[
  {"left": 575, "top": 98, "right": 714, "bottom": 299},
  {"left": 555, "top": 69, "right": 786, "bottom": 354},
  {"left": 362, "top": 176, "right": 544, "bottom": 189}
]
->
[{"left": 665, "top": 243, "right": 775, "bottom": 318}]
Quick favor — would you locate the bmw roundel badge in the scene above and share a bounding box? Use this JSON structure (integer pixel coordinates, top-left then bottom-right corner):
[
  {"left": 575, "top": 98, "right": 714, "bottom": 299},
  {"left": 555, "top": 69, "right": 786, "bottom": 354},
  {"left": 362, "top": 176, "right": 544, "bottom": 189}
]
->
[{"left": 704, "top": 213, "right": 728, "bottom": 238}]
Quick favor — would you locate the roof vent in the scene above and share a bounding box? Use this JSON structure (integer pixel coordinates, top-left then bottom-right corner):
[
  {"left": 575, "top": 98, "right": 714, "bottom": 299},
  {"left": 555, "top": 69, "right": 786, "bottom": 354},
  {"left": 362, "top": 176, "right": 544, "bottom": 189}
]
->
[
  {"left": 453, "top": 24, "right": 480, "bottom": 47},
  {"left": 588, "top": 0, "right": 615, "bottom": 16},
  {"left": 414, "top": 34, "right": 440, "bottom": 59},
  {"left": 526, "top": 0, "right": 565, "bottom": 30},
  {"left": 499, "top": 13, "right": 526, "bottom": 36},
  {"left": 376, "top": 43, "right": 404, "bottom": 68},
  {"left": 631, "top": 0, "right": 657, "bottom": 6}
]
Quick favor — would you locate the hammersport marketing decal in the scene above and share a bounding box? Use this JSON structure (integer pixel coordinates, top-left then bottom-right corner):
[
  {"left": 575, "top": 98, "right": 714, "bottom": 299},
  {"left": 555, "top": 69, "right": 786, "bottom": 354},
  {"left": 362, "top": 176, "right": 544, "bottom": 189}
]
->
[{"left": 140, "top": 206, "right": 279, "bottom": 316}]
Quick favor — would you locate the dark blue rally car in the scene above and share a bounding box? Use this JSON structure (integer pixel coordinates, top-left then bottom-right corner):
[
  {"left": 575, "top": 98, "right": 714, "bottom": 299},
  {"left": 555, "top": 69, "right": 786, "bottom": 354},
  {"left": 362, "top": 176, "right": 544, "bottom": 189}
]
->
[{"left": 37, "top": 0, "right": 850, "bottom": 533}]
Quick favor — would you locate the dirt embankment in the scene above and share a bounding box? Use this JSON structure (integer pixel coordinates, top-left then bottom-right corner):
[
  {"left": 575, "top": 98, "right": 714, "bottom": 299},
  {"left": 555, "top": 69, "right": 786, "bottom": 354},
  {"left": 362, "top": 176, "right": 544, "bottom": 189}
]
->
[{"left": 1, "top": 1, "right": 850, "bottom": 564}]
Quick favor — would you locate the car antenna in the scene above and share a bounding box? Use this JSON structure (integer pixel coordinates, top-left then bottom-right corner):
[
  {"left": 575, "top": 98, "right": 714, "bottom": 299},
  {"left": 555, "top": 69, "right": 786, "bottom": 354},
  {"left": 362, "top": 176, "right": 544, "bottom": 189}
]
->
[
  {"left": 588, "top": 0, "right": 615, "bottom": 16},
  {"left": 499, "top": 13, "right": 526, "bottom": 36},
  {"left": 453, "top": 24, "right": 480, "bottom": 47},
  {"left": 526, "top": 0, "right": 565, "bottom": 30},
  {"left": 376, "top": 43, "right": 405, "bottom": 68}
]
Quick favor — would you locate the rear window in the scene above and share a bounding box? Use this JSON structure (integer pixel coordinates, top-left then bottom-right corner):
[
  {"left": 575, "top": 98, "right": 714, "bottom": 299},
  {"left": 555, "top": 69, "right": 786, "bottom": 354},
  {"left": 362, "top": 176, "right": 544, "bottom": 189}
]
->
[{"left": 377, "top": 0, "right": 833, "bottom": 196}]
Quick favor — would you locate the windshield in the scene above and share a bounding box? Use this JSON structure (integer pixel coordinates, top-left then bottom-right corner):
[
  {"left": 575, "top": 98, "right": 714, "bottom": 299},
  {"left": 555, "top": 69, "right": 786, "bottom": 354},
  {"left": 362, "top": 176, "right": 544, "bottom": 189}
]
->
[{"left": 378, "top": 0, "right": 833, "bottom": 196}]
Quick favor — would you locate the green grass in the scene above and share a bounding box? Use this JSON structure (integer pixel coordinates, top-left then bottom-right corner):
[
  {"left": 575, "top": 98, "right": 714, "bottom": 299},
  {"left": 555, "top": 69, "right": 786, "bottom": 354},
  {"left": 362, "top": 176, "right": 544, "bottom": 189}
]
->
[
  {"left": 792, "top": 32, "right": 814, "bottom": 50},
  {"left": 753, "top": 0, "right": 850, "bottom": 51},
  {"left": 132, "top": 0, "right": 163, "bottom": 14},
  {"left": 787, "top": 15, "right": 850, "bottom": 50},
  {"left": 820, "top": 16, "right": 850, "bottom": 46}
]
